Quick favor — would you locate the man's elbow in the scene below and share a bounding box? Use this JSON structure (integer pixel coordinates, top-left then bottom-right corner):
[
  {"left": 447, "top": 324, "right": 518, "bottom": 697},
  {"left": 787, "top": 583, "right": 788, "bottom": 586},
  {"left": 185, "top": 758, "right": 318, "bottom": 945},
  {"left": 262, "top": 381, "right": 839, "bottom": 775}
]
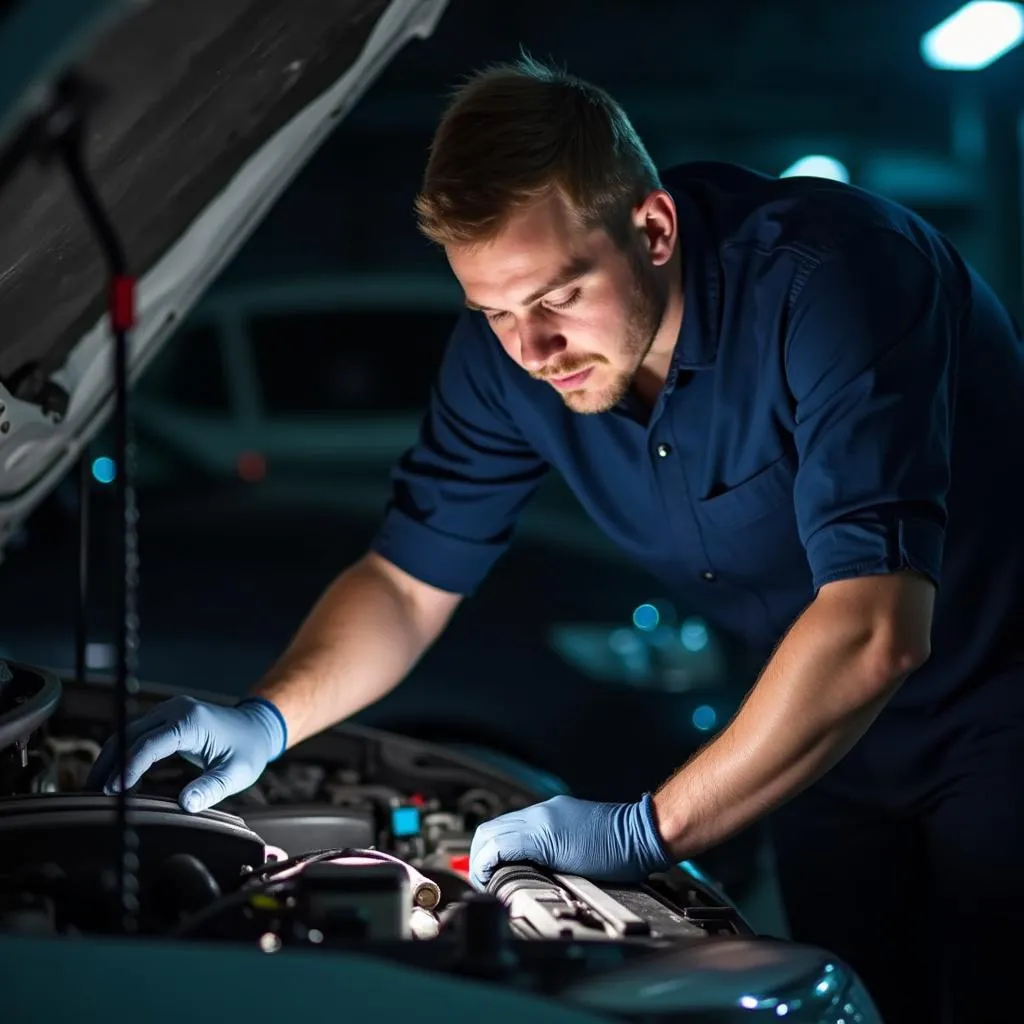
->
[
  {"left": 879, "top": 572, "right": 935, "bottom": 685},
  {"left": 862, "top": 621, "right": 931, "bottom": 698},
  {"left": 873, "top": 635, "right": 930, "bottom": 687},
  {"left": 816, "top": 571, "right": 935, "bottom": 697}
]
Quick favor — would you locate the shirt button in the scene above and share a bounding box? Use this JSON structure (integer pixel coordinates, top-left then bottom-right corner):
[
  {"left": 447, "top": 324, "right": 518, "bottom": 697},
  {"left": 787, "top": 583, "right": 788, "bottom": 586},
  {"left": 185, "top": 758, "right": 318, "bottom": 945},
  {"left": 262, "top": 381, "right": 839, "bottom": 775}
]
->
[
  {"left": 656, "top": 443, "right": 672, "bottom": 457},
  {"left": 701, "top": 570, "right": 716, "bottom": 582}
]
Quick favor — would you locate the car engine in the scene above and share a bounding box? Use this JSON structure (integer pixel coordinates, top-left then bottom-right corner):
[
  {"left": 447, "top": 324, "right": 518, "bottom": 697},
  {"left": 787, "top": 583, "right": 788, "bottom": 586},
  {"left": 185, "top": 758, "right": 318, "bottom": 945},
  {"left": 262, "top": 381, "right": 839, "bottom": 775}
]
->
[{"left": 0, "top": 660, "right": 880, "bottom": 1022}]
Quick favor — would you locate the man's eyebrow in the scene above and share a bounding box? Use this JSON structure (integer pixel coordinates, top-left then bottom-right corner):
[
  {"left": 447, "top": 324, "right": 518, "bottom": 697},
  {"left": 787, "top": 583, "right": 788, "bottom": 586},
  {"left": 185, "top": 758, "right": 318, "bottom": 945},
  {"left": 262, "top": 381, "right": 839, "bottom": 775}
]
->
[{"left": 464, "top": 256, "right": 594, "bottom": 312}]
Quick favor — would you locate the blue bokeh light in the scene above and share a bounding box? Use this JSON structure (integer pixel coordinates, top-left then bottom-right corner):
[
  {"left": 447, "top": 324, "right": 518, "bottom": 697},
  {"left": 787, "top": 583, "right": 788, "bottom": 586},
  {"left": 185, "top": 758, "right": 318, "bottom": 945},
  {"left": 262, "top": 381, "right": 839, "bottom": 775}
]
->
[
  {"left": 632, "top": 603, "right": 660, "bottom": 631},
  {"left": 680, "top": 616, "right": 709, "bottom": 652},
  {"left": 692, "top": 705, "right": 717, "bottom": 731},
  {"left": 91, "top": 457, "right": 116, "bottom": 484},
  {"left": 609, "top": 627, "right": 642, "bottom": 654}
]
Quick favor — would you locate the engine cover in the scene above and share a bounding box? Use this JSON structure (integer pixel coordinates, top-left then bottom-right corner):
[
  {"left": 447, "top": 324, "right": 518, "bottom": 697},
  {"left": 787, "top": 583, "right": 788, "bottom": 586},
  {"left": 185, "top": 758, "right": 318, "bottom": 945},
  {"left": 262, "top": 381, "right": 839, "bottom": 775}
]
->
[
  {"left": 240, "top": 804, "right": 375, "bottom": 855},
  {"left": 0, "top": 793, "right": 265, "bottom": 894}
]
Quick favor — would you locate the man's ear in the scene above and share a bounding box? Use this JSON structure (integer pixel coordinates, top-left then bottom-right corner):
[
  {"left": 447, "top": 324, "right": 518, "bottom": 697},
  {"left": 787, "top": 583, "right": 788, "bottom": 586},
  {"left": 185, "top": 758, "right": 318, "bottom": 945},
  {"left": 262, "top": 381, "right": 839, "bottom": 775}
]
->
[{"left": 633, "top": 189, "right": 677, "bottom": 267}]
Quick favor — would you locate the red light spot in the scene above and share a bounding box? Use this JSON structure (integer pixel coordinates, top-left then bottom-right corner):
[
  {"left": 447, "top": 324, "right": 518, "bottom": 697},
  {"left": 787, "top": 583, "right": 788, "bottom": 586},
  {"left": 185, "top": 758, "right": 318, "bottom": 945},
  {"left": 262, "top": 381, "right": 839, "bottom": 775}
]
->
[
  {"left": 409, "top": 793, "right": 426, "bottom": 807},
  {"left": 449, "top": 854, "right": 470, "bottom": 875},
  {"left": 237, "top": 451, "right": 267, "bottom": 482}
]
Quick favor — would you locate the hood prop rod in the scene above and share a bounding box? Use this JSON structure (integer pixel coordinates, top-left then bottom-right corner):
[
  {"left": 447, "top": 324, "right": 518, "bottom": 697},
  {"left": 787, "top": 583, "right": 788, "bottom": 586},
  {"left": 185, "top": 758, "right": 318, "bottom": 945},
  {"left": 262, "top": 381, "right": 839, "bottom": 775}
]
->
[
  {"left": 76, "top": 451, "right": 89, "bottom": 701},
  {"left": 35, "top": 72, "right": 141, "bottom": 934}
]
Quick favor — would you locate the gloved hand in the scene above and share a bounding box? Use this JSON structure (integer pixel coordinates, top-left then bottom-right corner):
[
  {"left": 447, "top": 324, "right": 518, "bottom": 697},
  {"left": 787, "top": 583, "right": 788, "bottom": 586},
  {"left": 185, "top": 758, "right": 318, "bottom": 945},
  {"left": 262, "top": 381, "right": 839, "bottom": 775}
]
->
[
  {"left": 469, "top": 793, "right": 672, "bottom": 889},
  {"left": 86, "top": 694, "right": 287, "bottom": 813}
]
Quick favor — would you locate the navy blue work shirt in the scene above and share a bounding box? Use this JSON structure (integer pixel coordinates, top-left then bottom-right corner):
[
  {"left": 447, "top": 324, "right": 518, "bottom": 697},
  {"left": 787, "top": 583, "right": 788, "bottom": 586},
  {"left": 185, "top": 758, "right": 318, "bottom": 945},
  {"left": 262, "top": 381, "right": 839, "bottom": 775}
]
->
[{"left": 372, "top": 162, "right": 1024, "bottom": 714}]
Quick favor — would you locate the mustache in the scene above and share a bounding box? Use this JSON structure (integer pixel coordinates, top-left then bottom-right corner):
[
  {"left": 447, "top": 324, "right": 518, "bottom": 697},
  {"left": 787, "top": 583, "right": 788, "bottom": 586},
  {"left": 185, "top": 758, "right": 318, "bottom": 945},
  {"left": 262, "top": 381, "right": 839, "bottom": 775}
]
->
[{"left": 533, "top": 356, "right": 605, "bottom": 381}]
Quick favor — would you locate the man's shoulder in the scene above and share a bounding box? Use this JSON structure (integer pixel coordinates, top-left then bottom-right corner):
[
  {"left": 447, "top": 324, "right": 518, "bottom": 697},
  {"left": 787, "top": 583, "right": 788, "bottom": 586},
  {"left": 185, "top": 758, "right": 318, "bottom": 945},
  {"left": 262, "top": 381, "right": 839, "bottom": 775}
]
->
[
  {"left": 438, "top": 309, "right": 549, "bottom": 424},
  {"left": 440, "top": 309, "right": 506, "bottom": 391},
  {"left": 660, "top": 160, "right": 940, "bottom": 256},
  {"left": 444, "top": 310, "right": 516, "bottom": 385}
]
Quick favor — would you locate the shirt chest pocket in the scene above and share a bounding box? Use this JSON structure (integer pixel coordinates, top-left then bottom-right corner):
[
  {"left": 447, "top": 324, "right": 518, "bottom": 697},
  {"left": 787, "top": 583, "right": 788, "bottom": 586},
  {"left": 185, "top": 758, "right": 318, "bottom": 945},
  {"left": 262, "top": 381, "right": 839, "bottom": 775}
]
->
[{"left": 696, "top": 452, "right": 795, "bottom": 530}]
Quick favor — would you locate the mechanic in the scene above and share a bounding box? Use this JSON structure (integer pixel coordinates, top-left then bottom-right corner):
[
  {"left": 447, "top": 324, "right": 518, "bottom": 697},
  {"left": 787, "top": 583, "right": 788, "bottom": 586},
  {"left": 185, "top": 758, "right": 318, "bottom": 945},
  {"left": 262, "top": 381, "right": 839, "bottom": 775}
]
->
[{"left": 90, "top": 58, "right": 1024, "bottom": 1022}]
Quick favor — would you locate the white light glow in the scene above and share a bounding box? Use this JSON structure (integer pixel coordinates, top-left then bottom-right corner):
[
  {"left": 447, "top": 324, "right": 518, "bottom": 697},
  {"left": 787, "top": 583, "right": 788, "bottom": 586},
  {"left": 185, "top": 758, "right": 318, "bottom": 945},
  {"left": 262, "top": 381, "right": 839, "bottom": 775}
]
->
[
  {"left": 780, "top": 155, "right": 850, "bottom": 183},
  {"left": 921, "top": 2, "right": 1024, "bottom": 70}
]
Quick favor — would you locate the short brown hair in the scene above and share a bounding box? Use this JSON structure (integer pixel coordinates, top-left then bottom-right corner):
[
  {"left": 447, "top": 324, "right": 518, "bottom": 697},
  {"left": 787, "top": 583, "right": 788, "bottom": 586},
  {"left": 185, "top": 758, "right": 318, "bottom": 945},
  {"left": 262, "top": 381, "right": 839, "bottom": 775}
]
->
[{"left": 415, "top": 54, "right": 660, "bottom": 249}]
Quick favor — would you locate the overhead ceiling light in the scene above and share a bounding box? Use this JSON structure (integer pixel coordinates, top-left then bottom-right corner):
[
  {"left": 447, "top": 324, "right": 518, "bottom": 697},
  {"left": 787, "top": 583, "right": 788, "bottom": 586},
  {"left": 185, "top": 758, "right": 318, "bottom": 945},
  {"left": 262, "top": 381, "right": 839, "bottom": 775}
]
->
[
  {"left": 780, "top": 155, "right": 850, "bottom": 183},
  {"left": 921, "top": 1, "right": 1024, "bottom": 70}
]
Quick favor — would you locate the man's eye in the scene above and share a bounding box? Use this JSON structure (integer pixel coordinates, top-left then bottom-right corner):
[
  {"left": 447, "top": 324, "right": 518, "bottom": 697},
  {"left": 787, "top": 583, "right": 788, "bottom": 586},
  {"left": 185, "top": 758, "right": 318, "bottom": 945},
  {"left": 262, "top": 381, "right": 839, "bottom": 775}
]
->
[
  {"left": 547, "top": 290, "right": 581, "bottom": 311},
  {"left": 486, "top": 310, "right": 510, "bottom": 323}
]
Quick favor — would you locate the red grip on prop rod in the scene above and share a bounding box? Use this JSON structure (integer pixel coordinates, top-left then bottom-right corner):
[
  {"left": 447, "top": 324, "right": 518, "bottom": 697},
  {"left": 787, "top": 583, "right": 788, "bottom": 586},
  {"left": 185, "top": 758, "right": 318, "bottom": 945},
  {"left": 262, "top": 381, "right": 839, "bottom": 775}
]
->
[{"left": 109, "top": 275, "right": 136, "bottom": 332}]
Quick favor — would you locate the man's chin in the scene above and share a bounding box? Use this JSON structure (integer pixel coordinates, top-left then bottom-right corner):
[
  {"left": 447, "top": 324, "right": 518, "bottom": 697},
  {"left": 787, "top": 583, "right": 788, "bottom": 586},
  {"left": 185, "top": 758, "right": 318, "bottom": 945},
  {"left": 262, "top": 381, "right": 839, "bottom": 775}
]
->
[{"left": 561, "top": 381, "right": 627, "bottom": 415}]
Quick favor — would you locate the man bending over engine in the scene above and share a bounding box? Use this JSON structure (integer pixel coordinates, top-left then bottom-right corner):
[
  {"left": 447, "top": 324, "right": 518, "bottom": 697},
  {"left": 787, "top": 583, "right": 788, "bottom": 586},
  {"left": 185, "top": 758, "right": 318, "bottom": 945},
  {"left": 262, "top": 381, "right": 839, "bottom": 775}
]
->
[{"left": 91, "top": 56, "right": 1024, "bottom": 1024}]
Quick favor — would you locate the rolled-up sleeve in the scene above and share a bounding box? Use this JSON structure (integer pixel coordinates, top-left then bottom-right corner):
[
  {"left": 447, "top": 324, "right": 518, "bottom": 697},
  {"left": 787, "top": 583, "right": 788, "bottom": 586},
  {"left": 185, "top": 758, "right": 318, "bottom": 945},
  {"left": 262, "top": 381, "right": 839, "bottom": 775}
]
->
[
  {"left": 370, "top": 312, "right": 548, "bottom": 595},
  {"left": 785, "top": 230, "right": 962, "bottom": 593}
]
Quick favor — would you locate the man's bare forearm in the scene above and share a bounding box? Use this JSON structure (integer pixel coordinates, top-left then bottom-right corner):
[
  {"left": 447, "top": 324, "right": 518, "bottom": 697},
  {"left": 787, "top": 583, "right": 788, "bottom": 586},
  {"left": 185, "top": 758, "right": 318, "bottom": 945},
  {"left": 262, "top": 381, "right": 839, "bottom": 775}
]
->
[
  {"left": 653, "top": 573, "right": 934, "bottom": 860},
  {"left": 251, "top": 552, "right": 462, "bottom": 747}
]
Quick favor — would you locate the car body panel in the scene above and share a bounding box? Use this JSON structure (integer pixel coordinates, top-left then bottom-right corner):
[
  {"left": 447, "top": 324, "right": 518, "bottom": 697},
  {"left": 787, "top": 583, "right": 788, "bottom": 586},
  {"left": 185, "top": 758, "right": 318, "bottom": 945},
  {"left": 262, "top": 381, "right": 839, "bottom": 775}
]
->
[{"left": 1, "top": 930, "right": 609, "bottom": 1024}]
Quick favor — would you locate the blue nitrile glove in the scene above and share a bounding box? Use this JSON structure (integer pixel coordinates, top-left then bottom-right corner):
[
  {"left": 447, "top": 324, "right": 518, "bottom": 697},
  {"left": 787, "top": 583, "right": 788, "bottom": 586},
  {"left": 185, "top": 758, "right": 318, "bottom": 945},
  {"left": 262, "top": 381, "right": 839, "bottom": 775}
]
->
[
  {"left": 469, "top": 793, "right": 673, "bottom": 889},
  {"left": 86, "top": 694, "right": 287, "bottom": 813}
]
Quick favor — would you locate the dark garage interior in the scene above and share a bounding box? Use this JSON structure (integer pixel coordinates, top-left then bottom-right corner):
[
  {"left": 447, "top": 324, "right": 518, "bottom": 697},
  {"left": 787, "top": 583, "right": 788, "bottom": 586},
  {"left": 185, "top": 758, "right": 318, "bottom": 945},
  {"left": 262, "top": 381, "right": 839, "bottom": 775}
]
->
[{"left": 1, "top": 2, "right": 1022, "bottom": 1021}]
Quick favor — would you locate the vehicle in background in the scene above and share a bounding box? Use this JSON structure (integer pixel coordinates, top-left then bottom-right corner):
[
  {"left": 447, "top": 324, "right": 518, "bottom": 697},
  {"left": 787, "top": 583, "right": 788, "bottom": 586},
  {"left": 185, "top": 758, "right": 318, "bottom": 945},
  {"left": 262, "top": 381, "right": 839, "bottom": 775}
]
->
[
  {"left": 91, "top": 271, "right": 633, "bottom": 562},
  {"left": 126, "top": 272, "right": 460, "bottom": 489}
]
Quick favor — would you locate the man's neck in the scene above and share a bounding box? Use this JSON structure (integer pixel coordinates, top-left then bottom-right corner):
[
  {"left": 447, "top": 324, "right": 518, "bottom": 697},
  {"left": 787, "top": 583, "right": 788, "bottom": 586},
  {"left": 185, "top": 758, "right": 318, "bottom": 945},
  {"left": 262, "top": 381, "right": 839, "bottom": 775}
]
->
[{"left": 632, "top": 252, "right": 686, "bottom": 410}]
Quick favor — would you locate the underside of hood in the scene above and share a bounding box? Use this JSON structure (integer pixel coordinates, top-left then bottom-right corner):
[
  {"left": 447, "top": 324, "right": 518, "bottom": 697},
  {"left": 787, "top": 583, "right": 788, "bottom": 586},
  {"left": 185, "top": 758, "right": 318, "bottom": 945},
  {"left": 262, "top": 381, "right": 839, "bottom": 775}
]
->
[{"left": 0, "top": 0, "right": 448, "bottom": 547}]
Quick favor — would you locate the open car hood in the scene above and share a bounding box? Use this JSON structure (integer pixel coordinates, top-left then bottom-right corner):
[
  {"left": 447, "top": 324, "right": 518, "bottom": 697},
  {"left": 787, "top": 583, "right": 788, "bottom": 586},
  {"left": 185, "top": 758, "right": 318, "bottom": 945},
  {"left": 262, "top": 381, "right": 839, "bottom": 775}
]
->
[{"left": 0, "top": 0, "right": 448, "bottom": 556}]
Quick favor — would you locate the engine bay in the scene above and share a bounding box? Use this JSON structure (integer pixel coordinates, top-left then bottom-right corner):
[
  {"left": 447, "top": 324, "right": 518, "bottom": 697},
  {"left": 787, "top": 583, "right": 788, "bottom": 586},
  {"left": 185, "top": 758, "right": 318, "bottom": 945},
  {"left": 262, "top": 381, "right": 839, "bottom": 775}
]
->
[
  {"left": 0, "top": 661, "right": 745, "bottom": 943},
  {"left": 0, "top": 661, "right": 874, "bottom": 1020}
]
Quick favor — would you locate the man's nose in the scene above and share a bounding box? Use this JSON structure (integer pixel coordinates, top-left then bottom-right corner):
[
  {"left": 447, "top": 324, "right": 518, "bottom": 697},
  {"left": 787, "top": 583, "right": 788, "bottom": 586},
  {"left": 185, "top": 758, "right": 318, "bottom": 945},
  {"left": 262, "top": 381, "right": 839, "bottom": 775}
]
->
[{"left": 518, "top": 318, "right": 567, "bottom": 371}]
